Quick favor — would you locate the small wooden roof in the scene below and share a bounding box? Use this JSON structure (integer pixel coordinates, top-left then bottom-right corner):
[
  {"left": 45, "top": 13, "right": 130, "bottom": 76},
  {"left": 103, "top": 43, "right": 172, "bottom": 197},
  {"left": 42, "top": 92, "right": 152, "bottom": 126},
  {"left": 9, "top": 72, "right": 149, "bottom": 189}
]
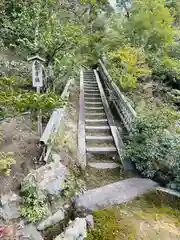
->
[{"left": 27, "top": 55, "right": 45, "bottom": 62}]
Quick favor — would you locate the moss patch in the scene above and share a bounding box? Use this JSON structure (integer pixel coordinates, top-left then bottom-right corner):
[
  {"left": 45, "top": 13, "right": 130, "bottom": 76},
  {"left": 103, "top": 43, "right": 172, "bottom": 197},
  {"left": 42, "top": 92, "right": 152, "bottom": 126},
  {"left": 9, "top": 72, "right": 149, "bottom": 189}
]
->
[{"left": 87, "top": 190, "right": 180, "bottom": 240}]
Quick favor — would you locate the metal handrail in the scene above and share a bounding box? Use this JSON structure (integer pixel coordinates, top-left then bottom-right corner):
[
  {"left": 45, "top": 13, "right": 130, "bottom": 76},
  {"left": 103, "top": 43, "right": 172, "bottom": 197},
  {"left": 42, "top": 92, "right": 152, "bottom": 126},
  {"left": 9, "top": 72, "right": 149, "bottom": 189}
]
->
[{"left": 98, "top": 59, "right": 136, "bottom": 132}]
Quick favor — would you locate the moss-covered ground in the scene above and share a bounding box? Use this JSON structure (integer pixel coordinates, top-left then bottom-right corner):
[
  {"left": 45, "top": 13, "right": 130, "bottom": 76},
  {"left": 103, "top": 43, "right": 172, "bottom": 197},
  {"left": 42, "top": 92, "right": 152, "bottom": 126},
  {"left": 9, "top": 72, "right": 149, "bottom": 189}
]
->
[{"left": 87, "top": 190, "right": 180, "bottom": 240}]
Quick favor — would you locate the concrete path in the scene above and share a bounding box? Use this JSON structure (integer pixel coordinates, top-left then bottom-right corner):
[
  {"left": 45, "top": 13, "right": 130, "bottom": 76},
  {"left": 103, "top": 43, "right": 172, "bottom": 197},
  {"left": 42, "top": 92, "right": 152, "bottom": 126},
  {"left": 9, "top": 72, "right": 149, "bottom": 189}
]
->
[{"left": 74, "top": 178, "right": 158, "bottom": 213}]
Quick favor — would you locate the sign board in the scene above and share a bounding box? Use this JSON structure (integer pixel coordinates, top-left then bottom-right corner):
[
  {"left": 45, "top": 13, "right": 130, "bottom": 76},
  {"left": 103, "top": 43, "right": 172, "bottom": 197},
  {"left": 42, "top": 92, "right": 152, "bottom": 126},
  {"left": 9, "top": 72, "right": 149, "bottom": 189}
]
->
[{"left": 32, "top": 60, "right": 43, "bottom": 87}]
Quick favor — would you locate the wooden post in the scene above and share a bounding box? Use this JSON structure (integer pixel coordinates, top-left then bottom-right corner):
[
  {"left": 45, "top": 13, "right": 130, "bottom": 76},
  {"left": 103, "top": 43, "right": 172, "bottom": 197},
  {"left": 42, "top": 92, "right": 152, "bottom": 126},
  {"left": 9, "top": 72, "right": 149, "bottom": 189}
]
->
[
  {"left": 36, "top": 86, "right": 43, "bottom": 136},
  {"left": 27, "top": 55, "right": 45, "bottom": 137}
]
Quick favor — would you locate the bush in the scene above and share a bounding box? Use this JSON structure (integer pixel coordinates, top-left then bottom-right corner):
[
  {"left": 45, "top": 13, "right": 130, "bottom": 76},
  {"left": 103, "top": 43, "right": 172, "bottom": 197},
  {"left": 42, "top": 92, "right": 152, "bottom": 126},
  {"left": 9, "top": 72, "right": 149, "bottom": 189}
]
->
[
  {"left": 123, "top": 106, "right": 180, "bottom": 189},
  {"left": 148, "top": 53, "right": 180, "bottom": 88},
  {"left": 21, "top": 178, "right": 49, "bottom": 223},
  {"left": 0, "top": 152, "right": 16, "bottom": 176},
  {"left": 107, "top": 47, "right": 151, "bottom": 88}
]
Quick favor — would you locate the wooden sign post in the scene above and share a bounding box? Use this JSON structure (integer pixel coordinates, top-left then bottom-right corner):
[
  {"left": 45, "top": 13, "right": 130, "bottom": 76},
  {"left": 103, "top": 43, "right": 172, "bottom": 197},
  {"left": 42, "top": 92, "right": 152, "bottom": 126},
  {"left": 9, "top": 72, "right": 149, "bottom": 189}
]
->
[{"left": 28, "top": 55, "right": 45, "bottom": 136}]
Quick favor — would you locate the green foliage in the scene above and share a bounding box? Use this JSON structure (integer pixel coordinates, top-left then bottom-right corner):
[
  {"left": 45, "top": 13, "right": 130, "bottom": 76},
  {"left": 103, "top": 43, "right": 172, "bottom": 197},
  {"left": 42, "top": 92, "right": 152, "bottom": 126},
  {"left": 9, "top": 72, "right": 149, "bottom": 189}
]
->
[
  {"left": 108, "top": 47, "right": 151, "bottom": 88},
  {"left": 128, "top": 0, "right": 175, "bottom": 51},
  {"left": 148, "top": 53, "right": 180, "bottom": 87},
  {"left": 167, "top": 89, "right": 180, "bottom": 105},
  {"left": 0, "top": 152, "right": 16, "bottom": 176},
  {"left": 123, "top": 106, "right": 180, "bottom": 190},
  {"left": 102, "top": 0, "right": 180, "bottom": 88},
  {"left": 21, "top": 178, "right": 49, "bottom": 223},
  {"left": 0, "top": 75, "right": 64, "bottom": 118},
  {"left": 11, "top": 92, "right": 64, "bottom": 114},
  {"left": 61, "top": 173, "right": 85, "bottom": 199}
]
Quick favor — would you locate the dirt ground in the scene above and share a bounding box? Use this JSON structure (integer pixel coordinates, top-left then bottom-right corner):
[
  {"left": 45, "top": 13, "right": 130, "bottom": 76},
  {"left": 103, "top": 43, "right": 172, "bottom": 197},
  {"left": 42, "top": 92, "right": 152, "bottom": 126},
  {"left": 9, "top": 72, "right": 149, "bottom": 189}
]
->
[
  {"left": 0, "top": 115, "right": 42, "bottom": 195},
  {"left": 53, "top": 82, "right": 80, "bottom": 167}
]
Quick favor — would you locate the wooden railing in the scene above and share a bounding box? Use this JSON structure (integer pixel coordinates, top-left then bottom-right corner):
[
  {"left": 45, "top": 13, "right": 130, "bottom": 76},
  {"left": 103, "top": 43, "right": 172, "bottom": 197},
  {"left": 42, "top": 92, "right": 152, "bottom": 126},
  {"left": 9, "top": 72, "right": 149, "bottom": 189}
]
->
[
  {"left": 98, "top": 59, "right": 136, "bottom": 133},
  {"left": 39, "top": 78, "right": 74, "bottom": 162}
]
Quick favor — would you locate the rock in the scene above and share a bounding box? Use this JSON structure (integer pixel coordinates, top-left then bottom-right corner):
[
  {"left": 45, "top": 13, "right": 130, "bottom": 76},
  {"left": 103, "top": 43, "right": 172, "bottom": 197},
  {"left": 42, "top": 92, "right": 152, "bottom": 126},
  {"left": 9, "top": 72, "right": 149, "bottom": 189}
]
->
[
  {"left": 143, "top": 82, "right": 154, "bottom": 97},
  {"left": 0, "top": 191, "right": 20, "bottom": 222},
  {"left": 55, "top": 218, "right": 87, "bottom": 240},
  {"left": 52, "top": 152, "right": 62, "bottom": 162},
  {"left": 37, "top": 208, "right": 65, "bottom": 231},
  {"left": 23, "top": 161, "right": 68, "bottom": 199},
  {"left": 74, "top": 178, "right": 158, "bottom": 214},
  {"left": 0, "top": 221, "right": 24, "bottom": 239},
  {"left": 22, "top": 224, "right": 44, "bottom": 240},
  {"left": 85, "top": 215, "right": 94, "bottom": 229}
]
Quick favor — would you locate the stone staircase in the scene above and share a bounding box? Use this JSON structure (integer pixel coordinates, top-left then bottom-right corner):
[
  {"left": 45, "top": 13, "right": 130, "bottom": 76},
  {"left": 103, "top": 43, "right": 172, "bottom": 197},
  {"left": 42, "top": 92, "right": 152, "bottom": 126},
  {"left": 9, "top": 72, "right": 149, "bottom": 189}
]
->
[{"left": 79, "top": 70, "right": 121, "bottom": 169}]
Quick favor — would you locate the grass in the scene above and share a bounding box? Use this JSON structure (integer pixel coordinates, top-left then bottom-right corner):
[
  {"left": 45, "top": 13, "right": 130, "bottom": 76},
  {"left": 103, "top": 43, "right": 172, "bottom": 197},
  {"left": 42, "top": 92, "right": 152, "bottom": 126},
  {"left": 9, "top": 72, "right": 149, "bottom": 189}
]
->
[{"left": 87, "top": 190, "right": 180, "bottom": 240}]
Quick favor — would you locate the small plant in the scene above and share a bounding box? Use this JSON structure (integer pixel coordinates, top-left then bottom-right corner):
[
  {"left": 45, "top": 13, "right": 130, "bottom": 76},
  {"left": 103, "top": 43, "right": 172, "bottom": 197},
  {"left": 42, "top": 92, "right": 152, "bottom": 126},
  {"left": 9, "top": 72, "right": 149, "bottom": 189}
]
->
[
  {"left": 20, "top": 178, "right": 49, "bottom": 223},
  {"left": 61, "top": 173, "right": 85, "bottom": 199},
  {"left": 0, "top": 152, "right": 16, "bottom": 176}
]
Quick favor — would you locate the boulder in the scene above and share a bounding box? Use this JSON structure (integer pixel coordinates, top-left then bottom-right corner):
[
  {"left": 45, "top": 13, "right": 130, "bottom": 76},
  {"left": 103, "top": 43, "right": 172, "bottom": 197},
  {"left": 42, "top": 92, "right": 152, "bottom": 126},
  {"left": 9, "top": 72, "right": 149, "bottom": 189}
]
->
[
  {"left": 55, "top": 218, "right": 87, "bottom": 240},
  {"left": 23, "top": 161, "right": 68, "bottom": 199},
  {"left": 74, "top": 178, "right": 158, "bottom": 214},
  {"left": 37, "top": 208, "right": 65, "bottom": 231},
  {"left": 143, "top": 82, "right": 154, "bottom": 97},
  {"left": 52, "top": 152, "right": 62, "bottom": 162},
  {"left": 0, "top": 191, "right": 20, "bottom": 222},
  {"left": 22, "top": 224, "right": 44, "bottom": 240},
  {"left": 0, "top": 221, "right": 42, "bottom": 240},
  {"left": 85, "top": 215, "right": 94, "bottom": 229}
]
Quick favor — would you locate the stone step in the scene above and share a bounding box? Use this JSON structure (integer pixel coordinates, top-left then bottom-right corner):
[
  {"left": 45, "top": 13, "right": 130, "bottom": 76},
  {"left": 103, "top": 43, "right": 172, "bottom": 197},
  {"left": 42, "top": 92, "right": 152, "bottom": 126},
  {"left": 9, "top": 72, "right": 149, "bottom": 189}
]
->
[
  {"left": 85, "top": 126, "right": 110, "bottom": 134},
  {"left": 86, "top": 147, "right": 117, "bottom": 153},
  {"left": 86, "top": 135, "right": 113, "bottom": 141},
  {"left": 85, "top": 119, "right": 108, "bottom": 126},
  {"left": 83, "top": 78, "right": 97, "bottom": 84},
  {"left": 86, "top": 125, "right": 110, "bottom": 130},
  {"left": 88, "top": 162, "right": 120, "bottom": 169},
  {"left": 85, "top": 102, "right": 102, "bottom": 105},
  {"left": 84, "top": 82, "right": 98, "bottom": 85},
  {"left": 85, "top": 119, "right": 108, "bottom": 123},
  {"left": 85, "top": 112, "right": 106, "bottom": 119},
  {"left": 84, "top": 83, "right": 98, "bottom": 87},
  {"left": 84, "top": 88, "right": 99, "bottom": 91},
  {"left": 84, "top": 93, "right": 100, "bottom": 96},
  {"left": 85, "top": 107, "right": 104, "bottom": 110},
  {"left": 84, "top": 72, "right": 94, "bottom": 74},
  {"left": 84, "top": 80, "right": 97, "bottom": 83},
  {"left": 84, "top": 89, "right": 99, "bottom": 93},
  {"left": 86, "top": 112, "right": 105, "bottom": 116},
  {"left": 85, "top": 97, "right": 101, "bottom": 100},
  {"left": 84, "top": 85, "right": 97, "bottom": 88},
  {"left": 74, "top": 178, "right": 158, "bottom": 212},
  {"left": 84, "top": 74, "right": 95, "bottom": 76}
]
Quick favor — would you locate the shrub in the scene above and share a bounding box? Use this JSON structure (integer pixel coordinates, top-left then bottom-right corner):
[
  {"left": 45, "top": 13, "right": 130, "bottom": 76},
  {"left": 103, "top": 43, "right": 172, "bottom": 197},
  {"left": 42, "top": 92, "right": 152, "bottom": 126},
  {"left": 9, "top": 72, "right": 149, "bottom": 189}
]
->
[
  {"left": 123, "top": 106, "right": 180, "bottom": 189},
  {"left": 148, "top": 53, "right": 180, "bottom": 88},
  {"left": 0, "top": 152, "right": 16, "bottom": 176},
  {"left": 21, "top": 178, "right": 49, "bottom": 223},
  {"left": 107, "top": 47, "right": 151, "bottom": 88}
]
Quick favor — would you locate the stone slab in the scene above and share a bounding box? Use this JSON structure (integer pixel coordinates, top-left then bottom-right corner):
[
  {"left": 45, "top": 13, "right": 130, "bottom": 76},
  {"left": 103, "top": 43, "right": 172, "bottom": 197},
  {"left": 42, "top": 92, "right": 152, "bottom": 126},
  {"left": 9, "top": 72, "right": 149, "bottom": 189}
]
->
[{"left": 74, "top": 178, "right": 158, "bottom": 213}]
